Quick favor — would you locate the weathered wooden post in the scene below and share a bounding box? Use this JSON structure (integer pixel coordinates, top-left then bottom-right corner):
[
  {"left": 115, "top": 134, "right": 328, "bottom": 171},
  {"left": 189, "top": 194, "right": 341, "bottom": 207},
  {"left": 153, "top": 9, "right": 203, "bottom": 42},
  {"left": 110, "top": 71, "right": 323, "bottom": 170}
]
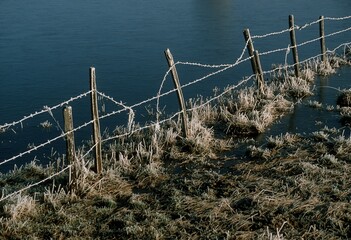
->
[
  {"left": 164, "top": 48, "right": 188, "bottom": 138},
  {"left": 63, "top": 105, "right": 76, "bottom": 188},
  {"left": 243, "top": 29, "right": 264, "bottom": 94},
  {"left": 319, "top": 16, "right": 327, "bottom": 63},
  {"left": 243, "top": 29, "right": 258, "bottom": 76},
  {"left": 90, "top": 67, "right": 102, "bottom": 174},
  {"left": 254, "top": 50, "right": 265, "bottom": 95},
  {"left": 289, "top": 15, "right": 300, "bottom": 78}
]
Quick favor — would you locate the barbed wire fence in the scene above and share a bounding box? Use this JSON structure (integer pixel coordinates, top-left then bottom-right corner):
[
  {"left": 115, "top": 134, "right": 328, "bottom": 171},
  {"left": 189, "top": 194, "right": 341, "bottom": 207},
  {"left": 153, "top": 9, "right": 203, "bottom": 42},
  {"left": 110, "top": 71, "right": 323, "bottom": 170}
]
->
[{"left": 1, "top": 14, "right": 351, "bottom": 203}]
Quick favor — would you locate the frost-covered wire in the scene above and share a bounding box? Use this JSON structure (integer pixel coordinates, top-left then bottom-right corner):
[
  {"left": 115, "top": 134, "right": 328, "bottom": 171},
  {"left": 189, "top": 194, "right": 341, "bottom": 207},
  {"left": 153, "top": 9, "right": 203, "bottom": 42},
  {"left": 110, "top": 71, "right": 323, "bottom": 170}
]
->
[
  {"left": 0, "top": 119, "right": 94, "bottom": 166},
  {"left": 0, "top": 90, "right": 92, "bottom": 131},
  {"left": 0, "top": 165, "right": 71, "bottom": 203},
  {"left": 0, "top": 140, "right": 98, "bottom": 203}
]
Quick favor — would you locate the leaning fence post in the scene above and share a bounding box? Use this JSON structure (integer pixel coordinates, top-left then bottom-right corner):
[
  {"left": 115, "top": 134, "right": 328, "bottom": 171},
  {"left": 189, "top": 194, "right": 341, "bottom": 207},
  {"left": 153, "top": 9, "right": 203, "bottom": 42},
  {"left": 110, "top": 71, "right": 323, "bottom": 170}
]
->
[
  {"left": 319, "top": 16, "right": 327, "bottom": 63},
  {"left": 289, "top": 15, "right": 300, "bottom": 78},
  {"left": 164, "top": 48, "right": 188, "bottom": 138},
  {"left": 90, "top": 67, "right": 102, "bottom": 174},
  {"left": 244, "top": 29, "right": 264, "bottom": 95},
  {"left": 254, "top": 50, "right": 265, "bottom": 95},
  {"left": 243, "top": 29, "right": 258, "bottom": 76},
  {"left": 63, "top": 105, "right": 76, "bottom": 189}
]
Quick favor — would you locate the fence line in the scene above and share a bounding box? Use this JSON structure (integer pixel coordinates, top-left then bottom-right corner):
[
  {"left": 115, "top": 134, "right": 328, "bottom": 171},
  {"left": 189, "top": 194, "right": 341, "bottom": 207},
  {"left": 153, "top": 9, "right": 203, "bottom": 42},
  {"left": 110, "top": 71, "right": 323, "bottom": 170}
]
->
[
  {"left": 2, "top": 19, "right": 350, "bottom": 167},
  {"left": 164, "top": 23, "right": 351, "bottom": 104},
  {"left": 2, "top": 41, "right": 349, "bottom": 201},
  {"left": 1, "top": 20, "right": 350, "bottom": 166},
  {"left": 1, "top": 15, "right": 351, "bottom": 203},
  {"left": 155, "top": 22, "right": 350, "bottom": 112}
]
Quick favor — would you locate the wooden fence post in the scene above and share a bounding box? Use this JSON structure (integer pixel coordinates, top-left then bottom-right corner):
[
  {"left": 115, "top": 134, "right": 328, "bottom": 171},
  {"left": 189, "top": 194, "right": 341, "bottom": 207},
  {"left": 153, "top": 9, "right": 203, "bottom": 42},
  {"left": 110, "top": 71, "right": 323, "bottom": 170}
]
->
[
  {"left": 63, "top": 105, "right": 76, "bottom": 189},
  {"left": 243, "top": 29, "right": 258, "bottom": 76},
  {"left": 164, "top": 48, "right": 188, "bottom": 138},
  {"left": 289, "top": 15, "right": 300, "bottom": 78},
  {"left": 319, "top": 16, "right": 327, "bottom": 63},
  {"left": 254, "top": 50, "right": 265, "bottom": 95},
  {"left": 243, "top": 29, "right": 264, "bottom": 94},
  {"left": 90, "top": 67, "right": 102, "bottom": 174}
]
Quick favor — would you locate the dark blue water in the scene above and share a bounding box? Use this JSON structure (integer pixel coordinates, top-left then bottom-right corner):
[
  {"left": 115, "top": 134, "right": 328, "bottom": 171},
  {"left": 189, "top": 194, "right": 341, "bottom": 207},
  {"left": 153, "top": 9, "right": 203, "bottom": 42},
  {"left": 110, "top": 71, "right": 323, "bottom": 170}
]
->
[{"left": 1, "top": 0, "right": 351, "bottom": 170}]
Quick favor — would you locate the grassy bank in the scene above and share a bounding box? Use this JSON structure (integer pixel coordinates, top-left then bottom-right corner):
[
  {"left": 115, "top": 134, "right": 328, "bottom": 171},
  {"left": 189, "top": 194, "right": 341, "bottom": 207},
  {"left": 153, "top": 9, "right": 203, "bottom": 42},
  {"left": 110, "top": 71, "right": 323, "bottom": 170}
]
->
[{"left": 1, "top": 54, "right": 351, "bottom": 239}]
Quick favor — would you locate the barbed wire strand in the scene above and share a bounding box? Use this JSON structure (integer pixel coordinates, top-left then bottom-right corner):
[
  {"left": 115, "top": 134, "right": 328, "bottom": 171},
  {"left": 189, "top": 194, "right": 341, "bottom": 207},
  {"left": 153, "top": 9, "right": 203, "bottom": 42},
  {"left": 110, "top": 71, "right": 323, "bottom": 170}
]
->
[
  {"left": 251, "top": 19, "right": 320, "bottom": 40},
  {"left": 155, "top": 38, "right": 252, "bottom": 116},
  {"left": 251, "top": 14, "right": 351, "bottom": 39},
  {"left": 0, "top": 119, "right": 95, "bottom": 167},
  {"left": 299, "top": 26, "right": 351, "bottom": 48},
  {"left": 285, "top": 42, "right": 351, "bottom": 71},
  {"left": 101, "top": 110, "right": 183, "bottom": 144},
  {"left": 44, "top": 106, "right": 65, "bottom": 134},
  {"left": 96, "top": 91, "right": 131, "bottom": 111},
  {"left": 0, "top": 90, "right": 92, "bottom": 131},
  {"left": 176, "top": 37, "right": 251, "bottom": 69},
  {"left": 187, "top": 75, "right": 256, "bottom": 113},
  {"left": 96, "top": 90, "right": 136, "bottom": 131},
  {"left": 325, "top": 16, "right": 351, "bottom": 21},
  {"left": 0, "top": 165, "right": 71, "bottom": 203},
  {"left": 0, "top": 72, "right": 295, "bottom": 202},
  {"left": 102, "top": 77, "right": 256, "bottom": 145},
  {"left": 0, "top": 141, "right": 98, "bottom": 203},
  {"left": 258, "top": 25, "right": 351, "bottom": 58}
]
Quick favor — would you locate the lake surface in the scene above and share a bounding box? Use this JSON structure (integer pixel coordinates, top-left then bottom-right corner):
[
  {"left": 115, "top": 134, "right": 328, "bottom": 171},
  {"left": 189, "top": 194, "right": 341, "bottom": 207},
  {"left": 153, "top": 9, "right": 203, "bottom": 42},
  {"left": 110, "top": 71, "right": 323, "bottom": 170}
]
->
[{"left": 1, "top": 0, "right": 351, "bottom": 170}]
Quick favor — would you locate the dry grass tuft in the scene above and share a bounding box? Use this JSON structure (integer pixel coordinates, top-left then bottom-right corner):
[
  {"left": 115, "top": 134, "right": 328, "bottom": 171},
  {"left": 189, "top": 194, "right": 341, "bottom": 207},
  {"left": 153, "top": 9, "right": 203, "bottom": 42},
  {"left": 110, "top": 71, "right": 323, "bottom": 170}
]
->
[
  {"left": 3, "top": 194, "right": 37, "bottom": 220},
  {"left": 219, "top": 84, "right": 293, "bottom": 136}
]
